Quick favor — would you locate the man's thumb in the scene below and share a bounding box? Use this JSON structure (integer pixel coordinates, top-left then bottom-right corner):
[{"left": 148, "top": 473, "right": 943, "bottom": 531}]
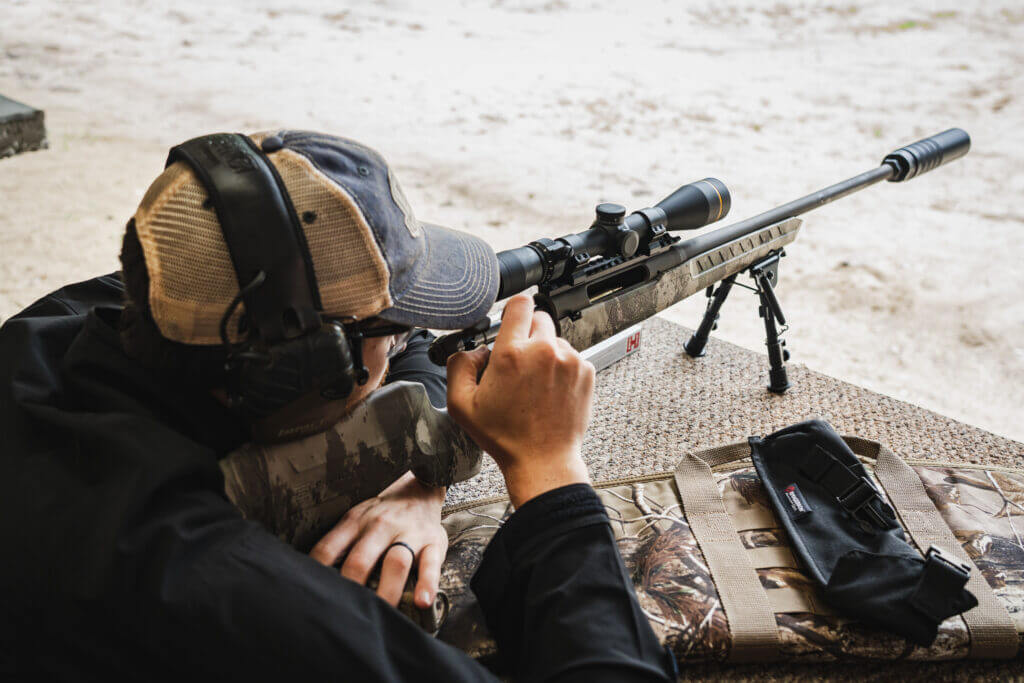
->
[{"left": 446, "top": 346, "right": 490, "bottom": 413}]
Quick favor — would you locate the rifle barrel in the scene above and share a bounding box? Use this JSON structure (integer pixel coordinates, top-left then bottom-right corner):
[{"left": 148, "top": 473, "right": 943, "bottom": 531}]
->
[
  {"left": 678, "top": 164, "right": 893, "bottom": 259},
  {"left": 679, "top": 127, "right": 970, "bottom": 258}
]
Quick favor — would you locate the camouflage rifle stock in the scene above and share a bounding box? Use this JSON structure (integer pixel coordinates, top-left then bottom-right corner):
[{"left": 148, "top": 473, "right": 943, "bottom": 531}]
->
[
  {"left": 430, "top": 128, "right": 971, "bottom": 395},
  {"left": 221, "top": 381, "right": 481, "bottom": 550}
]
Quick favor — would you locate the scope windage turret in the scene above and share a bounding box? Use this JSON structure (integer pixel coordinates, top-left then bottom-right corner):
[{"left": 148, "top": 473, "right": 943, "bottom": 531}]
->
[{"left": 494, "top": 178, "right": 731, "bottom": 299}]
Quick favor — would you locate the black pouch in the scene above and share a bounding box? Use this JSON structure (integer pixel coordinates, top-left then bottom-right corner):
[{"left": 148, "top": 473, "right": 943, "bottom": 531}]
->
[{"left": 751, "top": 419, "right": 978, "bottom": 645}]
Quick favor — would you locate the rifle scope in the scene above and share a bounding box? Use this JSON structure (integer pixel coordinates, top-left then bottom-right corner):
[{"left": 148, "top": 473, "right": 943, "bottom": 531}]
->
[{"left": 495, "top": 178, "right": 730, "bottom": 298}]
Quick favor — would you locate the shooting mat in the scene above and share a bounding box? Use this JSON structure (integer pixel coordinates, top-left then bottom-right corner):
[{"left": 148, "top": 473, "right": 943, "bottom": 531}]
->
[{"left": 446, "top": 316, "right": 1024, "bottom": 681}]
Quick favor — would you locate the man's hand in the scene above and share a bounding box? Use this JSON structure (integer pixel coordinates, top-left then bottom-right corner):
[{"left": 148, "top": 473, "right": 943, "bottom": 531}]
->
[
  {"left": 309, "top": 471, "right": 447, "bottom": 609},
  {"left": 447, "top": 293, "right": 595, "bottom": 508}
]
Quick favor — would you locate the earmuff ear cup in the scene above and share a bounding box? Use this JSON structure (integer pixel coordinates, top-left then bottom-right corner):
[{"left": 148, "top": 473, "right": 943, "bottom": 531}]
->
[{"left": 228, "top": 323, "right": 357, "bottom": 418}]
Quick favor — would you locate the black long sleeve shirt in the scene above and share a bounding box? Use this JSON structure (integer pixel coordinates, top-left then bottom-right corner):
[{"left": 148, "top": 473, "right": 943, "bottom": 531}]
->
[{"left": 0, "top": 274, "right": 674, "bottom": 682}]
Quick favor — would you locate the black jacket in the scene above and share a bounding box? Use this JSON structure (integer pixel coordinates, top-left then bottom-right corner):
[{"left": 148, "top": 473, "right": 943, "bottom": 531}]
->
[{"left": 0, "top": 274, "right": 673, "bottom": 682}]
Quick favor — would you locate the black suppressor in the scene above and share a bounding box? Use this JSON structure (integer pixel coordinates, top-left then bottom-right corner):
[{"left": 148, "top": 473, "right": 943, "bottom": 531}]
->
[
  {"left": 496, "top": 178, "right": 730, "bottom": 299},
  {"left": 883, "top": 128, "right": 970, "bottom": 182}
]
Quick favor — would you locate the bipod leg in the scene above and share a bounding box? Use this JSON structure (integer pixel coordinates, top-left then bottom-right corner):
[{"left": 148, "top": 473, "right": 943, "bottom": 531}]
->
[
  {"left": 750, "top": 255, "right": 791, "bottom": 394},
  {"left": 684, "top": 274, "right": 737, "bottom": 358}
]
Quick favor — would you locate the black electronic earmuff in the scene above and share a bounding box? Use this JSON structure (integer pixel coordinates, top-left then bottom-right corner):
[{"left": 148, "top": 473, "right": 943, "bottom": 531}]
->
[{"left": 166, "top": 133, "right": 361, "bottom": 418}]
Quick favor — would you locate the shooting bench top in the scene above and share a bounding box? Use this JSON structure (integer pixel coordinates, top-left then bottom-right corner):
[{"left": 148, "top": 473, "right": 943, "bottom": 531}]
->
[{"left": 447, "top": 315, "right": 1023, "bottom": 681}]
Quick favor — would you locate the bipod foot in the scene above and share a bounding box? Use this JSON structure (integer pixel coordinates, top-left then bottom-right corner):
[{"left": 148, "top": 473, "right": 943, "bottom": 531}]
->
[
  {"left": 768, "top": 365, "right": 790, "bottom": 394},
  {"left": 682, "top": 336, "right": 707, "bottom": 358}
]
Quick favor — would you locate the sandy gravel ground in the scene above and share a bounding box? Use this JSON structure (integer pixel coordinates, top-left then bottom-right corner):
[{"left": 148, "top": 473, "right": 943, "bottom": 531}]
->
[{"left": 1, "top": 0, "right": 1022, "bottom": 441}]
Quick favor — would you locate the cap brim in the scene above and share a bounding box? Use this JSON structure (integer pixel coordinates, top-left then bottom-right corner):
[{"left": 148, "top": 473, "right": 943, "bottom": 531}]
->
[{"left": 377, "top": 222, "right": 499, "bottom": 330}]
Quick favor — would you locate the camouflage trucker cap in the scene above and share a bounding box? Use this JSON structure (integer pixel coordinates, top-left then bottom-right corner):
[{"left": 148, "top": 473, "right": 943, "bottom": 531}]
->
[{"left": 133, "top": 130, "right": 499, "bottom": 345}]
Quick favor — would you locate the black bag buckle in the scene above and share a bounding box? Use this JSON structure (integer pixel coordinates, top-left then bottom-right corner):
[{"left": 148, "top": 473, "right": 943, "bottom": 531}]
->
[
  {"left": 925, "top": 545, "right": 970, "bottom": 580},
  {"left": 908, "top": 545, "right": 975, "bottom": 625},
  {"left": 837, "top": 478, "right": 892, "bottom": 531}
]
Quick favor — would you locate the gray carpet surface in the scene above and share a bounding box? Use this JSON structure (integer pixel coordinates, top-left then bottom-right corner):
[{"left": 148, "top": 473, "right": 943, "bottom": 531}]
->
[
  {"left": 450, "top": 316, "right": 1022, "bottom": 505},
  {"left": 446, "top": 316, "right": 1023, "bottom": 680}
]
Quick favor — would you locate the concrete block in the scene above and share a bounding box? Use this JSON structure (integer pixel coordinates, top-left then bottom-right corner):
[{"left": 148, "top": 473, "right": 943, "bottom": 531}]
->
[{"left": 0, "top": 95, "right": 48, "bottom": 159}]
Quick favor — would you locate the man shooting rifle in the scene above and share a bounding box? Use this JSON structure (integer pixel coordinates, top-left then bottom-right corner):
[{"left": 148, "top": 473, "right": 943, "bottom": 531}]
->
[
  {"left": 0, "top": 126, "right": 971, "bottom": 680},
  {"left": 0, "top": 132, "right": 674, "bottom": 681}
]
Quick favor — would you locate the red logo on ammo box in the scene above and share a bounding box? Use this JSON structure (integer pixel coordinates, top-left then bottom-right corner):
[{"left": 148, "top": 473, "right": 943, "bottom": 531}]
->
[{"left": 625, "top": 331, "right": 641, "bottom": 353}]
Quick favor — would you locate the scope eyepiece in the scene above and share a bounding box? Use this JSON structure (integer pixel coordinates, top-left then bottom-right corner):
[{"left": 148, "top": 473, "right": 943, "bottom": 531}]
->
[{"left": 496, "top": 246, "right": 545, "bottom": 299}]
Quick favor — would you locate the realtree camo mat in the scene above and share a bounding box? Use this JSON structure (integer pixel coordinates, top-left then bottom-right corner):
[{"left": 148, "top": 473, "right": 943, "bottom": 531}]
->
[{"left": 437, "top": 460, "right": 1024, "bottom": 663}]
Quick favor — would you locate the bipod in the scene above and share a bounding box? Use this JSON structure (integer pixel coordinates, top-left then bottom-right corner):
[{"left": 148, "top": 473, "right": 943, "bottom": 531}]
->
[
  {"left": 683, "top": 250, "right": 792, "bottom": 393},
  {"left": 750, "top": 253, "right": 791, "bottom": 393}
]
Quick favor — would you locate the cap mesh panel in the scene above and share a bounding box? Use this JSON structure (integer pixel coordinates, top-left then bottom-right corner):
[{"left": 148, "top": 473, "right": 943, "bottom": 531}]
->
[{"left": 135, "top": 163, "right": 243, "bottom": 344}]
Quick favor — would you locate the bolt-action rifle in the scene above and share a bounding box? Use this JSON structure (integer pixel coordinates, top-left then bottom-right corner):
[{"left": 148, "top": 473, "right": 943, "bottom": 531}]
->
[
  {"left": 428, "top": 129, "right": 970, "bottom": 393},
  {"left": 220, "top": 129, "right": 973, "bottom": 544}
]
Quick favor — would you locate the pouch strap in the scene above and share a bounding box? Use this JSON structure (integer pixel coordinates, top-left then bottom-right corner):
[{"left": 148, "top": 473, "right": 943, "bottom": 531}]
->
[
  {"left": 864, "top": 442, "right": 1019, "bottom": 659},
  {"left": 674, "top": 443, "right": 781, "bottom": 662}
]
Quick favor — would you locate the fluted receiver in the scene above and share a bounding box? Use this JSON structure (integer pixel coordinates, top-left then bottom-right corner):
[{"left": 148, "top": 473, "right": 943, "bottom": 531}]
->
[
  {"left": 884, "top": 128, "right": 970, "bottom": 182},
  {"left": 657, "top": 178, "right": 731, "bottom": 230}
]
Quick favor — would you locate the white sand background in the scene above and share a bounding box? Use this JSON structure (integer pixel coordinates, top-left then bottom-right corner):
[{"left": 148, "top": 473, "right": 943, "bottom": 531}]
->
[{"left": 1, "top": 1, "right": 1022, "bottom": 441}]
